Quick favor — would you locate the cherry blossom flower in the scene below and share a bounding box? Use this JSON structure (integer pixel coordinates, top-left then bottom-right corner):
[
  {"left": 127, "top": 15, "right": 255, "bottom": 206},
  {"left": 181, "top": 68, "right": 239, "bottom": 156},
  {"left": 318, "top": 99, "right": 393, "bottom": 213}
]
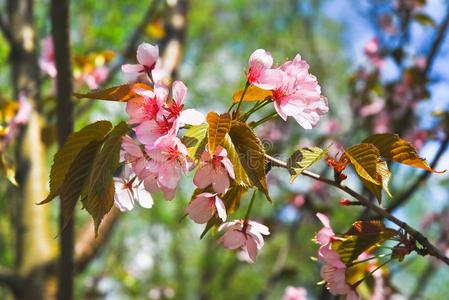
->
[
  {"left": 193, "top": 146, "right": 235, "bottom": 194},
  {"left": 165, "top": 80, "right": 204, "bottom": 128},
  {"left": 145, "top": 134, "right": 190, "bottom": 192},
  {"left": 320, "top": 264, "right": 359, "bottom": 300},
  {"left": 316, "top": 213, "right": 346, "bottom": 268},
  {"left": 247, "top": 49, "right": 282, "bottom": 90},
  {"left": 218, "top": 219, "right": 270, "bottom": 263},
  {"left": 364, "top": 38, "right": 384, "bottom": 68},
  {"left": 186, "top": 192, "right": 226, "bottom": 224},
  {"left": 126, "top": 83, "right": 168, "bottom": 125},
  {"left": 282, "top": 286, "right": 308, "bottom": 300},
  {"left": 122, "top": 42, "right": 160, "bottom": 82},
  {"left": 121, "top": 136, "right": 151, "bottom": 180},
  {"left": 113, "top": 177, "right": 154, "bottom": 212},
  {"left": 271, "top": 54, "right": 328, "bottom": 129},
  {"left": 39, "top": 36, "right": 57, "bottom": 77}
]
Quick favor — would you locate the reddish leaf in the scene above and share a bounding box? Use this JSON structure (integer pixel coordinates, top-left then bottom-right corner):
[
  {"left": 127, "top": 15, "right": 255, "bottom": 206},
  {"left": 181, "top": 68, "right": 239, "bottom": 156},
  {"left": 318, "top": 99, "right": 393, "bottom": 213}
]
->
[{"left": 74, "top": 83, "right": 153, "bottom": 102}]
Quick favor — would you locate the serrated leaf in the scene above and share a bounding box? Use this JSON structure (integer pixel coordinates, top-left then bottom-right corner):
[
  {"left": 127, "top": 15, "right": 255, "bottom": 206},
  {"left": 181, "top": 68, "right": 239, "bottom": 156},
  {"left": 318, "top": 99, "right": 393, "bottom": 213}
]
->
[
  {"left": 41, "top": 120, "right": 112, "bottom": 204},
  {"left": 289, "top": 146, "right": 330, "bottom": 182},
  {"left": 232, "top": 85, "right": 272, "bottom": 103},
  {"left": 182, "top": 123, "right": 208, "bottom": 160},
  {"left": 82, "top": 122, "right": 129, "bottom": 234},
  {"left": 206, "top": 112, "right": 231, "bottom": 154},
  {"left": 74, "top": 83, "right": 153, "bottom": 102},
  {"left": 221, "top": 134, "right": 252, "bottom": 187},
  {"left": 361, "top": 161, "right": 392, "bottom": 204},
  {"left": 228, "top": 121, "right": 271, "bottom": 202},
  {"left": 363, "top": 133, "right": 445, "bottom": 173},
  {"left": 345, "top": 143, "right": 381, "bottom": 185},
  {"left": 81, "top": 182, "right": 115, "bottom": 235},
  {"left": 332, "top": 221, "right": 398, "bottom": 264},
  {"left": 59, "top": 140, "right": 102, "bottom": 229},
  {"left": 414, "top": 13, "right": 436, "bottom": 27}
]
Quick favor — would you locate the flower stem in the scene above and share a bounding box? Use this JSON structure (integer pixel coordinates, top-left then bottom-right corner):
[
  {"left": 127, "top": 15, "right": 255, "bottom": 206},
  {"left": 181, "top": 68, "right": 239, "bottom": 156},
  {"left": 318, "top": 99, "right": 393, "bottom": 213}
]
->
[
  {"left": 241, "top": 99, "right": 272, "bottom": 121},
  {"left": 347, "top": 253, "right": 390, "bottom": 267},
  {"left": 251, "top": 112, "right": 278, "bottom": 128},
  {"left": 353, "top": 258, "right": 392, "bottom": 288},
  {"left": 244, "top": 189, "right": 257, "bottom": 223},
  {"left": 235, "top": 81, "right": 250, "bottom": 116}
]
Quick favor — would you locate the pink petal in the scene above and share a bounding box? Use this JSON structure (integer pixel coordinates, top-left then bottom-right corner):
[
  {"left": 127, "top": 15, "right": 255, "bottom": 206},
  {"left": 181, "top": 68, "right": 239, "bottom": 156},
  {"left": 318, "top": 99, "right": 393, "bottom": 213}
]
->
[
  {"left": 211, "top": 167, "right": 230, "bottom": 194},
  {"left": 221, "top": 157, "right": 235, "bottom": 179},
  {"left": 178, "top": 109, "right": 205, "bottom": 126},
  {"left": 253, "top": 69, "right": 283, "bottom": 90},
  {"left": 136, "top": 43, "right": 159, "bottom": 67},
  {"left": 121, "top": 136, "right": 143, "bottom": 157},
  {"left": 220, "top": 230, "right": 246, "bottom": 249},
  {"left": 245, "top": 237, "right": 259, "bottom": 263},
  {"left": 158, "top": 163, "right": 181, "bottom": 189},
  {"left": 273, "top": 100, "right": 288, "bottom": 121},
  {"left": 249, "top": 49, "right": 273, "bottom": 69},
  {"left": 136, "top": 184, "right": 154, "bottom": 208},
  {"left": 193, "top": 164, "right": 213, "bottom": 189},
  {"left": 121, "top": 63, "right": 144, "bottom": 74},
  {"left": 215, "top": 196, "right": 227, "bottom": 222},
  {"left": 186, "top": 194, "right": 214, "bottom": 224},
  {"left": 172, "top": 80, "right": 188, "bottom": 105}
]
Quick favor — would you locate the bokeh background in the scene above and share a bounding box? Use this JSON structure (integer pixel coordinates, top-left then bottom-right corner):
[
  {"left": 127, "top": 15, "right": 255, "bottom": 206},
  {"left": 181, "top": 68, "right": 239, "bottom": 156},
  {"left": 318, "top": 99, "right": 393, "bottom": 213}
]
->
[{"left": 1, "top": 0, "right": 449, "bottom": 299}]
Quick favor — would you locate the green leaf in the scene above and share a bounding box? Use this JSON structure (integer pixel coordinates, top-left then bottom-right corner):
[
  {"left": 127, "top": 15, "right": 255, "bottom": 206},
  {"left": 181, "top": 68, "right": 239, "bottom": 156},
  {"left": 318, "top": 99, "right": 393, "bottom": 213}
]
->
[
  {"left": 83, "top": 122, "right": 130, "bottom": 234},
  {"left": 332, "top": 220, "right": 398, "bottom": 264},
  {"left": 74, "top": 83, "right": 153, "bottom": 102},
  {"left": 81, "top": 182, "right": 115, "bottom": 235},
  {"left": 59, "top": 140, "right": 102, "bottom": 228},
  {"left": 41, "top": 120, "right": 112, "bottom": 204},
  {"left": 414, "top": 13, "right": 436, "bottom": 27},
  {"left": 206, "top": 112, "right": 231, "bottom": 154},
  {"left": 363, "top": 133, "right": 445, "bottom": 173},
  {"left": 289, "top": 146, "right": 330, "bottom": 182},
  {"left": 221, "top": 134, "right": 252, "bottom": 187},
  {"left": 345, "top": 143, "right": 381, "bottom": 185},
  {"left": 182, "top": 123, "right": 208, "bottom": 160},
  {"left": 360, "top": 161, "right": 392, "bottom": 204},
  {"left": 228, "top": 121, "right": 271, "bottom": 202}
]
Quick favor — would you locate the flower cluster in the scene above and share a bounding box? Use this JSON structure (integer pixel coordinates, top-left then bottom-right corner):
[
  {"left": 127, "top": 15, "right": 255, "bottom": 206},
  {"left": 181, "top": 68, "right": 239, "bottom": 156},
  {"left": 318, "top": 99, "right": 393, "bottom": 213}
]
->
[
  {"left": 247, "top": 49, "right": 328, "bottom": 129},
  {"left": 315, "top": 213, "right": 359, "bottom": 299}
]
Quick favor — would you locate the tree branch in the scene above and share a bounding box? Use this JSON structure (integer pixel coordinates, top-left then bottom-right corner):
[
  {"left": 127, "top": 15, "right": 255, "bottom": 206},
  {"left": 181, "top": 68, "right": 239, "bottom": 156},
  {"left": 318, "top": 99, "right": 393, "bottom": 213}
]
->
[
  {"left": 265, "top": 154, "right": 449, "bottom": 266},
  {"left": 74, "top": 207, "right": 121, "bottom": 273},
  {"left": 424, "top": 4, "right": 449, "bottom": 75},
  {"left": 0, "top": 268, "right": 25, "bottom": 297}
]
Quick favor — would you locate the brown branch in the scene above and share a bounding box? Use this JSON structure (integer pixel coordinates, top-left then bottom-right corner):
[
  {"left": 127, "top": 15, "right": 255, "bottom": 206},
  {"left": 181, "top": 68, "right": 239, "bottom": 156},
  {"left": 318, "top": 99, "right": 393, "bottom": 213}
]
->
[
  {"left": 51, "top": 0, "right": 75, "bottom": 299},
  {"left": 424, "top": 4, "right": 449, "bottom": 75},
  {"left": 0, "top": 268, "right": 25, "bottom": 298},
  {"left": 74, "top": 207, "right": 121, "bottom": 273},
  {"left": 265, "top": 154, "right": 449, "bottom": 266}
]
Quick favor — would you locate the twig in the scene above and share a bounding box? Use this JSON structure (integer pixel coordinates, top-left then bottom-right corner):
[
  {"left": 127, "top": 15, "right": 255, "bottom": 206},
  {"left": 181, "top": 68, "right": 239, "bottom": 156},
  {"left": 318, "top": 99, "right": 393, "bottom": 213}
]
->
[
  {"left": 424, "top": 5, "right": 449, "bottom": 75},
  {"left": 265, "top": 154, "right": 449, "bottom": 266}
]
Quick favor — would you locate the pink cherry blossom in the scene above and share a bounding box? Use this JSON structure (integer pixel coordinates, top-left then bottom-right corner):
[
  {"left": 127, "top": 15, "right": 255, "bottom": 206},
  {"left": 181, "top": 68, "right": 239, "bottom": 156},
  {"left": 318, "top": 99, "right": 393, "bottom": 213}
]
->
[
  {"left": 218, "top": 219, "right": 270, "bottom": 263},
  {"left": 38, "top": 36, "right": 57, "bottom": 77},
  {"left": 364, "top": 38, "right": 384, "bottom": 68},
  {"left": 282, "top": 286, "right": 308, "bottom": 300},
  {"left": 145, "top": 134, "right": 190, "bottom": 192},
  {"left": 121, "top": 136, "right": 151, "bottom": 180},
  {"left": 271, "top": 54, "right": 328, "bottom": 129},
  {"left": 113, "top": 177, "right": 154, "bottom": 212},
  {"left": 247, "top": 49, "right": 282, "bottom": 90},
  {"left": 320, "top": 264, "right": 359, "bottom": 299},
  {"left": 126, "top": 83, "right": 168, "bottom": 125},
  {"left": 193, "top": 146, "right": 235, "bottom": 194},
  {"left": 316, "top": 213, "right": 346, "bottom": 268},
  {"left": 164, "top": 80, "right": 204, "bottom": 127},
  {"left": 122, "top": 42, "right": 160, "bottom": 82},
  {"left": 186, "top": 192, "right": 226, "bottom": 224}
]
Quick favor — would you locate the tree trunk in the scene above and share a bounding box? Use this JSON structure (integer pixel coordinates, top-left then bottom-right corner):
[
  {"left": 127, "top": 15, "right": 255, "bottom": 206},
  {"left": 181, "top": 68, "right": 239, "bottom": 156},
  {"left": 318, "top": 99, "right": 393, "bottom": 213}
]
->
[
  {"left": 50, "top": 0, "right": 75, "bottom": 299},
  {"left": 7, "top": 0, "right": 56, "bottom": 299}
]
